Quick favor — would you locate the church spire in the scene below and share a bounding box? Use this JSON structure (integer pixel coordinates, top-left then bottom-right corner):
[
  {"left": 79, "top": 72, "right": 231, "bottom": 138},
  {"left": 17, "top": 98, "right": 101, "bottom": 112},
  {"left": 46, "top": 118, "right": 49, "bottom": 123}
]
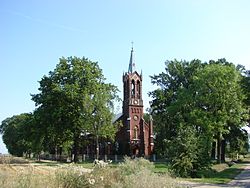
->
[{"left": 128, "top": 42, "right": 135, "bottom": 73}]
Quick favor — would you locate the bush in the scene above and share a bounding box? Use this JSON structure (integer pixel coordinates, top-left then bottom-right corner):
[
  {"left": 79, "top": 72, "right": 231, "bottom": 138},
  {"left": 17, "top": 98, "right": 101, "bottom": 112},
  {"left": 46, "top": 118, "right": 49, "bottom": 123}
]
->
[
  {"left": 119, "top": 157, "right": 154, "bottom": 175},
  {"left": 56, "top": 171, "right": 89, "bottom": 188},
  {"left": 168, "top": 125, "right": 198, "bottom": 177},
  {"left": 90, "top": 157, "right": 180, "bottom": 188},
  {"left": 55, "top": 165, "right": 91, "bottom": 188}
]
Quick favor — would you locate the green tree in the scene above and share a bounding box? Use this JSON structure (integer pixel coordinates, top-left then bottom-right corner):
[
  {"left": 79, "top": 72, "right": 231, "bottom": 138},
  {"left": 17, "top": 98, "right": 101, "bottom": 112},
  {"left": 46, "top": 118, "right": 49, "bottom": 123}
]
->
[
  {"left": 32, "top": 57, "right": 119, "bottom": 162},
  {"left": 149, "top": 59, "right": 212, "bottom": 177},
  {"left": 169, "top": 125, "right": 198, "bottom": 177},
  {"left": 225, "top": 126, "right": 249, "bottom": 159},
  {"left": 241, "top": 69, "right": 250, "bottom": 126},
  {"left": 0, "top": 113, "right": 33, "bottom": 157},
  {"left": 149, "top": 59, "right": 204, "bottom": 157},
  {"left": 150, "top": 59, "right": 248, "bottom": 177},
  {"left": 193, "top": 61, "right": 247, "bottom": 163}
]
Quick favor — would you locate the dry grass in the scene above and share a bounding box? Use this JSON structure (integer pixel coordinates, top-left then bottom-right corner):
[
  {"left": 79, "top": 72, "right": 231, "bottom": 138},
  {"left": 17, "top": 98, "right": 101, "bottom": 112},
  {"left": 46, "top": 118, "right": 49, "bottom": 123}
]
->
[
  {"left": 211, "top": 163, "right": 229, "bottom": 172},
  {"left": 0, "top": 162, "right": 57, "bottom": 188},
  {"left": 89, "top": 157, "right": 183, "bottom": 188},
  {"left": 0, "top": 156, "right": 183, "bottom": 188},
  {"left": 0, "top": 155, "right": 29, "bottom": 164}
]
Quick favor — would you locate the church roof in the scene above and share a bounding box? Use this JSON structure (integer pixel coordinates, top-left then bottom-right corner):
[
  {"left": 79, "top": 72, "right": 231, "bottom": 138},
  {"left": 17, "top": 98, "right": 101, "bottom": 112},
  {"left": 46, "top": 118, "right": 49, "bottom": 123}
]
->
[{"left": 112, "top": 113, "right": 123, "bottom": 123}]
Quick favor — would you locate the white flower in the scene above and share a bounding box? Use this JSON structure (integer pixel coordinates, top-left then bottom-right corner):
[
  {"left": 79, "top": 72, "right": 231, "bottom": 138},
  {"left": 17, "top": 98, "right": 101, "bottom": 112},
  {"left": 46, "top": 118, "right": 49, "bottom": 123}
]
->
[{"left": 88, "top": 178, "right": 95, "bottom": 185}]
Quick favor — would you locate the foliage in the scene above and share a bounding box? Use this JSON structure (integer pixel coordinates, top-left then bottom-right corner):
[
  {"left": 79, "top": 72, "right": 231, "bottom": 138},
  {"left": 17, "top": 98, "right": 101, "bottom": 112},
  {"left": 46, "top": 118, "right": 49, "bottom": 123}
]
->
[
  {"left": 89, "top": 157, "right": 180, "bottom": 188},
  {"left": 241, "top": 68, "right": 250, "bottom": 133},
  {"left": 150, "top": 59, "right": 210, "bottom": 176},
  {"left": 225, "top": 127, "right": 249, "bottom": 158},
  {"left": 0, "top": 113, "right": 34, "bottom": 156},
  {"left": 118, "top": 156, "right": 154, "bottom": 175},
  {"left": 0, "top": 56, "right": 120, "bottom": 161},
  {"left": 31, "top": 56, "right": 120, "bottom": 161},
  {"left": 150, "top": 58, "right": 248, "bottom": 177},
  {"left": 149, "top": 59, "right": 204, "bottom": 157},
  {"left": 169, "top": 126, "right": 198, "bottom": 177},
  {"left": 192, "top": 61, "right": 247, "bottom": 163},
  {"left": 55, "top": 166, "right": 89, "bottom": 188}
]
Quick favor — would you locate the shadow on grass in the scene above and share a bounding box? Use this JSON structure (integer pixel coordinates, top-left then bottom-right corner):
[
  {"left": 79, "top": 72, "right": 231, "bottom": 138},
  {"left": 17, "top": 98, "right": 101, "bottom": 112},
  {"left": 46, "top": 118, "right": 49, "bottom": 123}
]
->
[
  {"left": 34, "top": 160, "right": 61, "bottom": 166},
  {"left": 216, "top": 167, "right": 242, "bottom": 179},
  {"left": 193, "top": 164, "right": 244, "bottom": 184},
  {"left": 153, "top": 162, "right": 169, "bottom": 173}
]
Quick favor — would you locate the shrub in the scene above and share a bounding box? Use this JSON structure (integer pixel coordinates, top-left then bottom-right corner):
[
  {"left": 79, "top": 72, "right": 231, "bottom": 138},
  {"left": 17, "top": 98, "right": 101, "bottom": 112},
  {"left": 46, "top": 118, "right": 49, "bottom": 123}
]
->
[
  {"left": 55, "top": 165, "right": 91, "bottom": 188},
  {"left": 119, "top": 157, "right": 154, "bottom": 175},
  {"left": 124, "top": 168, "right": 179, "bottom": 188},
  {"left": 90, "top": 157, "right": 181, "bottom": 188},
  {"left": 56, "top": 171, "right": 89, "bottom": 188}
]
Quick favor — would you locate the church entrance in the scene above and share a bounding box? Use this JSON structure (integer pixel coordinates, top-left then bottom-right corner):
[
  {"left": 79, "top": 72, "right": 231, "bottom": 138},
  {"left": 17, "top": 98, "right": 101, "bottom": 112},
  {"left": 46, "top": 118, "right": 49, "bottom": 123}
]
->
[{"left": 132, "top": 146, "right": 139, "bottom": 157}]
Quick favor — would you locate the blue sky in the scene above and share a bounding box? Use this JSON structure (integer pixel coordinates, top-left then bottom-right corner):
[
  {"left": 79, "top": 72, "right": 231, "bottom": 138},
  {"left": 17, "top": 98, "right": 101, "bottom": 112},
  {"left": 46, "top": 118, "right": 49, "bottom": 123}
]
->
[{"left": 1, "top": 0, "right": 250, "bottom": 154}]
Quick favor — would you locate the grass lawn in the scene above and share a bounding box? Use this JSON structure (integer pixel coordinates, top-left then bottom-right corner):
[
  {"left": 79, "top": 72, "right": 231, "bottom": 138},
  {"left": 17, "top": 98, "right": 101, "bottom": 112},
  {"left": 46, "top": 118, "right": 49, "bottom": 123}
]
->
[
  {"left": 187, "top": 163, "right": 245, "bottom": 184},
  {"left": 76, "top": 160, "right": 171, "bottom": 176},
  {"left": 77, "top": 160, "right": 171, "bottom": 173},
  {"left": 153, "top": 162, "right": 170, "bottom": 173},
  {"left": 77, "top": 161, "right": 95, "bottom": 168}
]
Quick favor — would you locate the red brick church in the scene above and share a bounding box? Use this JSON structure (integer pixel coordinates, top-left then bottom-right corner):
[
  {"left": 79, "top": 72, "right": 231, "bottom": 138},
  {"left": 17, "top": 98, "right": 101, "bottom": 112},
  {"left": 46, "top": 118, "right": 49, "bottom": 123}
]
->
[
  {"left": 115, "top": 47, "right": 154, "bottom": 157},
  {"left": 81, "top": 47, "right": 154, "bottom": 158}
]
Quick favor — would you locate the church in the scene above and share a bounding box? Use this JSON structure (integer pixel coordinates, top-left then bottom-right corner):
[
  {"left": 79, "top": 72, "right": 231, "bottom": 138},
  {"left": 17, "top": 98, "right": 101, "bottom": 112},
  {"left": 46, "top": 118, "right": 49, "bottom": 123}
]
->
[
  {"left": 82, "top": 47, "right": 154, "bottom": 158},
  {"left": 114, "top": 47, "right": 154, "bottom": 157}
]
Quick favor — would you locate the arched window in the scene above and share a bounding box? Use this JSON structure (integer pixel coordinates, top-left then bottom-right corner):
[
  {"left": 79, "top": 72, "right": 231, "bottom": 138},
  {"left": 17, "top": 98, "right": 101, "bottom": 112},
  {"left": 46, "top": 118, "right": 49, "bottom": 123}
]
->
[
  {"left": 131, "top": 80, "right": 135, "bottom": 98},
  {"left": 123, "top": 80, "right": 126, "bottom": 99},
  {"left": 127, "top": 79, "right": 130, "bottom": 98},
  {"left": 134, "top": 126, "right": 138, "bottom": 139},
  {"left": 136, "top": 80, "right": 140, "bottom": 98}
]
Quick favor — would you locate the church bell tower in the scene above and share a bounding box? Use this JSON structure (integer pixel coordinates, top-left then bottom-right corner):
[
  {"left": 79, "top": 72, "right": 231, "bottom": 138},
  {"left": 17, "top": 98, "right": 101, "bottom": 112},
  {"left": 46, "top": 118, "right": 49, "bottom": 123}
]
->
[{"left": 119, "top": 46, "right": 153, "bottom": 157}]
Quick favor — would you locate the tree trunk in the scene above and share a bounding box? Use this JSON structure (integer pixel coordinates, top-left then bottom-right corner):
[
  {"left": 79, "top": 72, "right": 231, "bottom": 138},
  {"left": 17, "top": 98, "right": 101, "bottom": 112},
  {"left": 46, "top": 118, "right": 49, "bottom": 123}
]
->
[
  {"left": 211, "top": 141, "right": 216, "bottom": 159},
  {"left": 217, "top": 132, "right": 222, "bottom": 164},
  {"left": 37, "top": 152, "right": 41, "bottom": 161},
  {"left": 96, "top": 135, "right": 99, "bottom": 159},
  {"left": 221, "top": 139, "right": 226, "bottom": 162},
  {"left": 73, "top": 137, "right": 79, "bottom": 162},
  {"left": 55, "top": 146, "right": 58, "bottom": 161},
  {"left": 59, "top": 147, "right": 62, "bottom": 162}
]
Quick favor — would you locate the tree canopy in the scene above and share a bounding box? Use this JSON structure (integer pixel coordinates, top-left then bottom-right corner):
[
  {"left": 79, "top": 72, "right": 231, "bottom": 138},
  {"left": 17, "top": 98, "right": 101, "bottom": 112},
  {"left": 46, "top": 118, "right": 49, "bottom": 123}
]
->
[
  {"left": 1, "top": 56, "right": 120, "bottom": 162},
  {"left": 150, "top": 59, "right": 249, "bottom": 176},
  {"left": 31, "top": 57, "right": 120, "bottom": 161},
  {"left": 0, "top": 113, "right": 33, "bottom": 157}
]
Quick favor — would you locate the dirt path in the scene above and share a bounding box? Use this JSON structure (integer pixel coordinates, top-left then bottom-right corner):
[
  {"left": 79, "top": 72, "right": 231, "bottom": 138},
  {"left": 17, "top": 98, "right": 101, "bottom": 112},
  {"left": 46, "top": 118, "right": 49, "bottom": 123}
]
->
[{"left": 228, "top": 164, "right": 250, "bottom": 188}]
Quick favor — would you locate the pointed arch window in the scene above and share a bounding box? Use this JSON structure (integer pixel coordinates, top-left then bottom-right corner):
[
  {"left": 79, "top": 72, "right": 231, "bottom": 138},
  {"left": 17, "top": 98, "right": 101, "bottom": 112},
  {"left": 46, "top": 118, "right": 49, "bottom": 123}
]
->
[
  {"left": 134, "top": 126, "right": 138, "bottom": 139},
  {"left": 131, "top": 80, "right": 135, "bottom": 98},
  {"left": 136, "top": 80, "right": 140, "bottom": 99},
  {"left": 123, "top": 80, "right": 126, "bottom": 99},
  {"left": 127, "top": 79, "right": 130, "bottom": 98}
]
